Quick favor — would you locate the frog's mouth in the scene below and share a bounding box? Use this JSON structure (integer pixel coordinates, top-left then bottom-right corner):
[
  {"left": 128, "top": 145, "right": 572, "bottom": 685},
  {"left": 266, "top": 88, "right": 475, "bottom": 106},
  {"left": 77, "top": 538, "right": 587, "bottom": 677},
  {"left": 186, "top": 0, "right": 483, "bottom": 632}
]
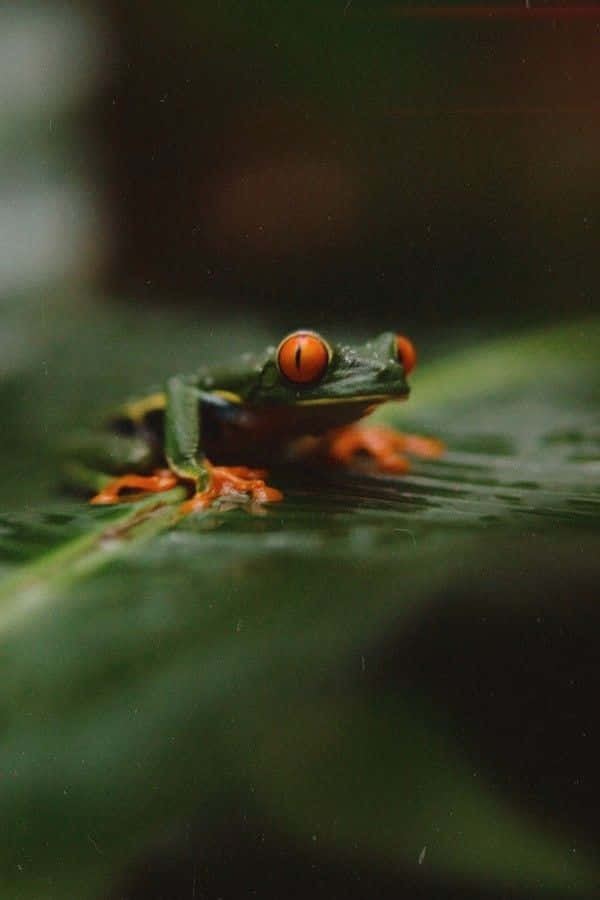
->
[
  {"left": 272, "top": 395, "right": 404, "bottom": 436},
  {"left": 295, "top": 393, "right": 407, "bottom": 407}
]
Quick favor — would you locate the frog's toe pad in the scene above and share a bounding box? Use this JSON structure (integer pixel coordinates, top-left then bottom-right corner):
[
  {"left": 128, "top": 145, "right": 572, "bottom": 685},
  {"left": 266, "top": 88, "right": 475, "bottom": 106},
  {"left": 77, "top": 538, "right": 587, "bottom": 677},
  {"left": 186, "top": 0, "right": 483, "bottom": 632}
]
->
[
  {"left": 181, "top": 465, "right": 283, "bottom": 512},
  {"left": 90, "top": 469, "right": 178, "bottom": 504},
  {"left": 326, "top": 424, "right": 444, "bottom": 474}
]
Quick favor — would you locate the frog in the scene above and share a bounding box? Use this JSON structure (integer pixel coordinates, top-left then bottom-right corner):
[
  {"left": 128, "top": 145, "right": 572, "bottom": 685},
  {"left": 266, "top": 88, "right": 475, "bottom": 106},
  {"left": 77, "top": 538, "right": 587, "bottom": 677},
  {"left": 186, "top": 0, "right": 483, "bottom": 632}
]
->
[{"left": 69, "top": 330, "right": 443, "bottom": 511}]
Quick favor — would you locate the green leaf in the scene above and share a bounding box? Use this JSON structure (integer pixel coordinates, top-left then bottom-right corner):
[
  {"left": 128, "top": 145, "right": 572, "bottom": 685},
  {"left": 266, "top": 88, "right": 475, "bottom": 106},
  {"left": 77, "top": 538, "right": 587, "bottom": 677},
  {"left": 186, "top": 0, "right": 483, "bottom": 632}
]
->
[{"left": 1, "top": 314, "right": 599, "bottom": 898}]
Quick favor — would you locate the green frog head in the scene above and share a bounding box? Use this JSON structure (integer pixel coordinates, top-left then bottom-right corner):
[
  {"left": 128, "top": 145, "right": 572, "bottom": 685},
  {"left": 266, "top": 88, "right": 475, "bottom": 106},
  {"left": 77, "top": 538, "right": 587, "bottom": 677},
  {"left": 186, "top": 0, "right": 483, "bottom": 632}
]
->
[{"left": 208, "top": 330, "right": 417, "bottom": 408}]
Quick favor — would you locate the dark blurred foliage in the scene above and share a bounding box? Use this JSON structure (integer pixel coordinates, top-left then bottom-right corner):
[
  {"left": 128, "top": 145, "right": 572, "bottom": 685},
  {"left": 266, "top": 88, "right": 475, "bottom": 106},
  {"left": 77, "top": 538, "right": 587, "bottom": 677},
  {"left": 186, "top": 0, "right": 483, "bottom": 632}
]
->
[
  {"left": 97, "top": 1, "right": 600, "bottom": 330},
  {"left": 107, "top": 530, "right": 600, "bottom": 900}
]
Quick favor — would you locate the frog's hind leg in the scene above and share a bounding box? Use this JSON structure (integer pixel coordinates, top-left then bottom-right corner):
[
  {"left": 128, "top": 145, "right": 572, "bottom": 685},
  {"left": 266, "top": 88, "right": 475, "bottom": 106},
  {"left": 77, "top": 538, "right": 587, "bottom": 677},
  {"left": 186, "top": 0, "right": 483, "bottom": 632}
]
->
[
  {"left": 63, "top": 431, "right": 163, "bottom": 499},
  {"left": 89, "top": 469, "right": 178, "bottom": 505},
  {"left": 66, "top": 432, "right": 158, "bottom": 476},
  {"left": 324, "top": 423, "right": 444, "bottom": 474},
  {"left": 63, "top": 432, "right": 174, "bottom": 504}
]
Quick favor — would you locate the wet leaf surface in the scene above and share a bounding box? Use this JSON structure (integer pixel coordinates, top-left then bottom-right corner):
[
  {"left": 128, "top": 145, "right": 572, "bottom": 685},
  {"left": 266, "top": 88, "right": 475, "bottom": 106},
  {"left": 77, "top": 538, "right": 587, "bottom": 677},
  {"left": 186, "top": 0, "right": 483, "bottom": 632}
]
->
[{"left": 1, "top": 306, "right": 599, "bottom": 899}]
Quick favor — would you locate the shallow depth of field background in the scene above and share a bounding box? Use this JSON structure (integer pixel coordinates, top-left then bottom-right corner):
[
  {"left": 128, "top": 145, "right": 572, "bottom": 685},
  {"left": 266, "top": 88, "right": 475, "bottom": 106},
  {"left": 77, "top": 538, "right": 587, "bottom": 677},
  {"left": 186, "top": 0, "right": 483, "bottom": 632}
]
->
[{"left": 3, "top": 2, "right": 599, "bottom": 331}]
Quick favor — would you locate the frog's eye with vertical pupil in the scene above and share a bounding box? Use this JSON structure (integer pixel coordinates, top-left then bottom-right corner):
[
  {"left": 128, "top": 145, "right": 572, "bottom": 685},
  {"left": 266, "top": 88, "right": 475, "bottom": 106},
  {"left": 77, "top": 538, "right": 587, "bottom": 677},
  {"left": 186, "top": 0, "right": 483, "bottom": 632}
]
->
[
  {"left": 395, "top": 334, "right": 417, "bottom": 375},
  {"left": 276, "top": 331, "right": 331, "bottom": 384}
]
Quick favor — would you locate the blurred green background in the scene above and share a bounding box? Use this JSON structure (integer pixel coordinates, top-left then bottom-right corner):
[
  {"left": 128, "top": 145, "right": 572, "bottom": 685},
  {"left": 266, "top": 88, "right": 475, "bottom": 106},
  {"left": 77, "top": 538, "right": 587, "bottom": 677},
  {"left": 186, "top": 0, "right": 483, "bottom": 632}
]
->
[{"left": 1, "top": 2, "right": 599, "bottom": 899}]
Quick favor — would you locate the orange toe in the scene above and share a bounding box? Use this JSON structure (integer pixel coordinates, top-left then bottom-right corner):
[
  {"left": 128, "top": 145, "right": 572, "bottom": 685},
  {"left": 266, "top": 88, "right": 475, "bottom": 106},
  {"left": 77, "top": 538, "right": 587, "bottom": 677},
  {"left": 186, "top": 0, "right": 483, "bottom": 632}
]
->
[
  {"left": 325, "top": 424, "right": 443, "bottom": 474},
  {"left": 396, "top": 432, "right": 445, "bottom": 458},
  {"left": 181, "top": 463, "right": 283, "bottom": 513}
]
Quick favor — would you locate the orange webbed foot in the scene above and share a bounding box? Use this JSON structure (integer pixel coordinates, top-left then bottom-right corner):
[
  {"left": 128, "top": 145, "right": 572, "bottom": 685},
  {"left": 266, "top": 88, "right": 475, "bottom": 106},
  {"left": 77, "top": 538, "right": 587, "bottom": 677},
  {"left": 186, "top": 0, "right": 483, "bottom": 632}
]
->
[
  {"left": 181, "top": 464, "right": 283, "bottom": 513},
  {"left": 90, "top": 468, "right": 178, "bottom": 504},
  {"left": 325, "top": 424, "right": 444, "bottom": 474}
]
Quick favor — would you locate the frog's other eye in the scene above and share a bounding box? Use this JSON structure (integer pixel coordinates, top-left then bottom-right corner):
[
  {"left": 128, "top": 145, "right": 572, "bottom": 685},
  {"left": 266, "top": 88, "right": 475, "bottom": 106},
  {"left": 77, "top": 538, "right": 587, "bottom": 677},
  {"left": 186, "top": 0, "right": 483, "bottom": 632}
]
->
[
  {"left": 277, "top": 331, "right": 331, "bottom": 384},
  {"left": 395, "top": 334, "right": 417, "bottom": 375}
]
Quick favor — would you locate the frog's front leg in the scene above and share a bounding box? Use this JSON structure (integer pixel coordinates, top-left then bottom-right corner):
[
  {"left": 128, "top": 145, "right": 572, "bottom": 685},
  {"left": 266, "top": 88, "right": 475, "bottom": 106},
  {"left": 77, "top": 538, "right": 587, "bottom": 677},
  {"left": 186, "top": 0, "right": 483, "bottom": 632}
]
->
[
  {"left": 165, "top": 376, "right": 282, "bottom": 510},
  {"left": 163, "top": 374, "right": 211, "bottom": 488},
  {"left": 90, "top": 376, "right": 282, "bottom": 509},
  {"left": 323, "top": 423, "right": 444, "bottom": 474}
]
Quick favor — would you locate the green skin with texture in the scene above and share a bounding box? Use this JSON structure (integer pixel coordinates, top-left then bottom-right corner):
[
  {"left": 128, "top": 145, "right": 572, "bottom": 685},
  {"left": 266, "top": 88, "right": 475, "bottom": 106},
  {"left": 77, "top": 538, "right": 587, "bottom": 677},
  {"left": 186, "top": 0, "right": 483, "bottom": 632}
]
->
[{"left": 69, "top": 332, "right": 411, "bottom": 494}]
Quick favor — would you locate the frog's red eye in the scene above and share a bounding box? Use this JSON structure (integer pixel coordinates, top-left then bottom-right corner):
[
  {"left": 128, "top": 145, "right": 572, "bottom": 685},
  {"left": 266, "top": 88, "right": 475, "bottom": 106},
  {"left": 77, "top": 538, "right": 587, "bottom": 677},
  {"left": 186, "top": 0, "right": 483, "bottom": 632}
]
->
[
  {"left": 395, "top": 334, "right": 417, "bottom": 374},
  {"left": 277, "top": 331, "right": 331, "bottom": 384}
]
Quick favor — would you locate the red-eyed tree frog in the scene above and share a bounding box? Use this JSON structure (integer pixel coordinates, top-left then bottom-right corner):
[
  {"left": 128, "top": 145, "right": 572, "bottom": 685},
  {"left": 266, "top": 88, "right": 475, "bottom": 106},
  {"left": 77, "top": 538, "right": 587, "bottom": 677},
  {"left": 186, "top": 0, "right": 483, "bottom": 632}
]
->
[{"left": 71, "top": 330, "right": 443, "bottom": 511}]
